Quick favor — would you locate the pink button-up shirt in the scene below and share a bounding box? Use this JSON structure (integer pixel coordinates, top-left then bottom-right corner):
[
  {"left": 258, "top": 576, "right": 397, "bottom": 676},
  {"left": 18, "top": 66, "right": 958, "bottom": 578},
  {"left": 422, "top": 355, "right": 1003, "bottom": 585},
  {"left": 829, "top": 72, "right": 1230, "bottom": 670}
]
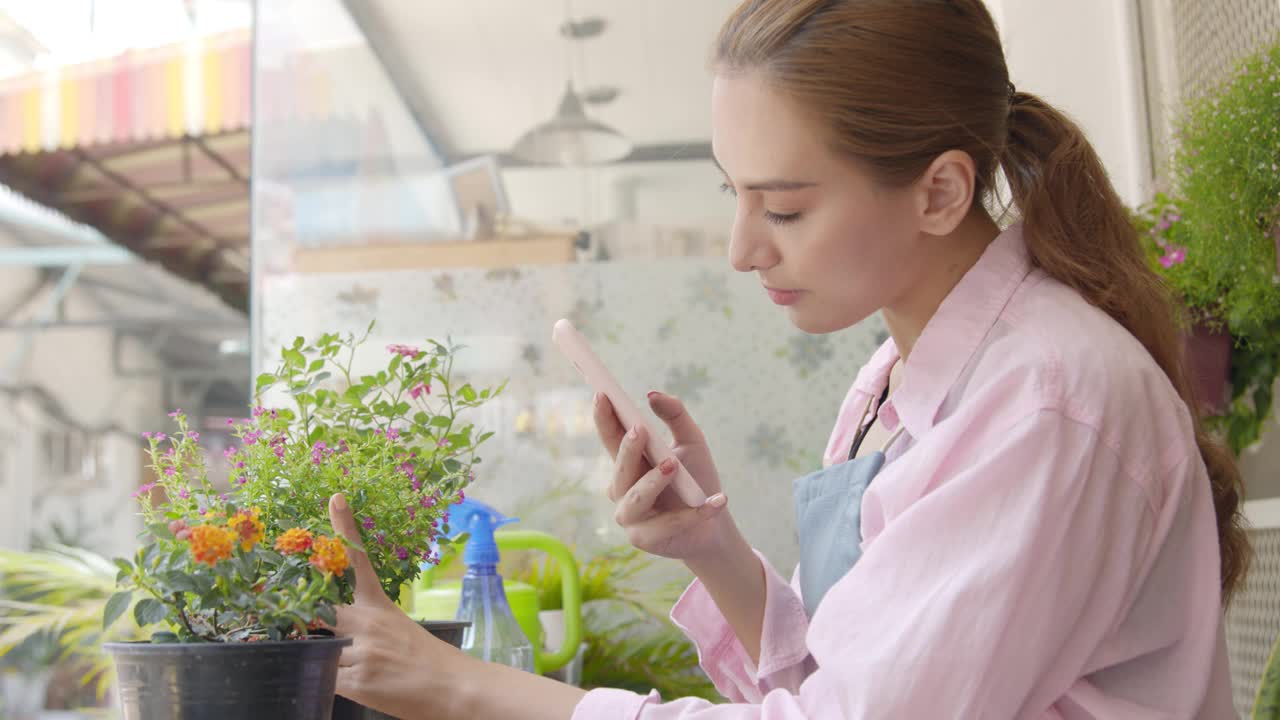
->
[{"left": 572, "top": 225, "right": 1235, "bottom": 719}]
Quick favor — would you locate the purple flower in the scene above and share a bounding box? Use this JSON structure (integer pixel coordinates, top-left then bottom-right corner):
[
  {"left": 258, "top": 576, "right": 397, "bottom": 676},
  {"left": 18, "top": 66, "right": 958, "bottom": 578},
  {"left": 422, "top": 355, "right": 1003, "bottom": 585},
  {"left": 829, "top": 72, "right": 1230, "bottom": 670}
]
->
[
  {"left": 165, "top": 448, "right": 176, "bottom": 458},
  {"left": 141, "top": 432, "right": 153, "bottom": 440},
  {"left": 188, "top": 432, "right": 200, "bottom": 442},
  {"left": 155, "top": 433, "right": 167, "bottom": 442},
  {"left": 167, "top": 409, "right": 183, "bottom": 418},
  {"left": 1159, "top": 245, "right": 1188, "bottom": 268},
  {"left": 224, "top": 447, "right": 238, "bottom": 459},
  {"left": 252, "top": 406, "right": 266, "bottom": 418},
  {"left": 437, "top": 438, "right": 451, "bottom": 448},
  {"left": 179, "top": 489, "right": 190, "bottom": 499},
  {"left": 273, "top": 445, "right": 286, "bottom": 459},
  {"left": 409, "top": 383, "right": 431, "bottom": 399},
  {"left": 236, "top": 461, "right": 246, "bottom": 469},
  {"left": 396, "top": 547, "right": 409, "bottom": 561},
  {"left": 362, "top": 517, "right": 375, "bottom": 531},
  {"left": 237, "top": 476, "right": 248, "bottom": 485},
  {"left": 244, "top": 431, "right": 263, "bottom": 446},
  {"left": 408, "top": 507, "right": 417, "bottom": 521},
  {"left": 386, "top": 344, "right": 421, "bottom": 358},
  {"left": 458, "top": 489, "right": 466, "bottom": 501},
  {"left": 376, "top": 533, "right": 387, "bottom": 545},
  {"left": 412, "top": 479, "right": 423, "bottom": 492},
  {"left": 131, "top": 482, "right": 157, "bottom": 498},
  {"left": 387, "top": 428, "right": 401, "bottom": 441},
  {"left": 226, "top": 418, "right": 235, "bottom": 427},
  {"left": 164, "top": 466, "right": 176, "bottom": 477}
]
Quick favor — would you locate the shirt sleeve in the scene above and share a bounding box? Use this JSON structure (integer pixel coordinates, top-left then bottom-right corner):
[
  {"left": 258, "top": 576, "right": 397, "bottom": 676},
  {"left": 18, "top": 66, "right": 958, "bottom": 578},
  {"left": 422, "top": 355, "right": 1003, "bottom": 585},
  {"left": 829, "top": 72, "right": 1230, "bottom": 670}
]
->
[{"left": 570, "top": 409, "right": 1155, "bottom": 719}]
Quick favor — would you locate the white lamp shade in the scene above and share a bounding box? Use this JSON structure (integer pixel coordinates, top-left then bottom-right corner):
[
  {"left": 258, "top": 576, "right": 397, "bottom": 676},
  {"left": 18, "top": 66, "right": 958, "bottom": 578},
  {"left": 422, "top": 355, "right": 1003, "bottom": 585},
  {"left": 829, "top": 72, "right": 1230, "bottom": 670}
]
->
[{"left": 511, "top": 85, "right": 632, "bottom": 166}]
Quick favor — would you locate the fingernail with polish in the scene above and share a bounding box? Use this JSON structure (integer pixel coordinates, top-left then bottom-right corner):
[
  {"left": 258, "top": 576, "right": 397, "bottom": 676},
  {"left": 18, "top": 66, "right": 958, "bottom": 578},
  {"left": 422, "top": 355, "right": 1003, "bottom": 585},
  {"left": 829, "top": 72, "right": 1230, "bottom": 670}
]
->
[
  {"left": 647, "top": 391, "right": 660, "bottom": 400},
  {"left": 659, "top": 458, "right": 676, "bottom": 475},
  {"left": 707, "top": 493, "right": 727, "bottom": 508}
]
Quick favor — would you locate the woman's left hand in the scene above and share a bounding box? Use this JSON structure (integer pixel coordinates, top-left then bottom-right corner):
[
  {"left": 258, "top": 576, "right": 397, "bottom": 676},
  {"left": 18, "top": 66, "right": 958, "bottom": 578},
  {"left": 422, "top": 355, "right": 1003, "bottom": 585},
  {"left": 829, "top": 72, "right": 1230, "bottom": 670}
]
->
[{"left": 327, "top": 493, "right": 470, "bottom": 719}]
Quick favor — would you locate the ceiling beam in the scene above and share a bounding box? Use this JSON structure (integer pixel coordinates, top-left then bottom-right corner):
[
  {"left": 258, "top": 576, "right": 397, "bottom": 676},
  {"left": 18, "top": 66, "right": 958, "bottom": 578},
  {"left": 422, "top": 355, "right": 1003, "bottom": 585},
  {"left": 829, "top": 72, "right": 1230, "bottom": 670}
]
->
[
  {"left": 339, "top": 0, "right": 451, "bottom": 163},
  {"left": 0, "top": 245, "right": 135, "bottom": 267}
]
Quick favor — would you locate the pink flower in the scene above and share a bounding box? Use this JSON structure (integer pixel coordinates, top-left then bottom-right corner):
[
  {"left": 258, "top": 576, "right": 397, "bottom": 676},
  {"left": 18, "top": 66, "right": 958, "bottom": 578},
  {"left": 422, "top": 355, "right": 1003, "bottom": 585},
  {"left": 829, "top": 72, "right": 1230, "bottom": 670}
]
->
[
  {"left": 362, "top": 517, "right": 376, "bottom": 531},
  {"left": 237, "top": 476, "right": 248, "bottom": 485},
  {"left": 252, "top": 406, "right": 266, "bottom": 418},
  {"left": 164, "top": 466, "right": 177, "bottom": 477},
  {"left": 131, "top": 482, "right": 157, "bottom": 499},
  {"left": 155, "top": 433, "right": 167, "bottom": 442},
  {"left": 226, "top": 418, "right": 235, "bottom": 427},
  {"left": 387, "top": 428, "right": 401, "bottom": 441},
  {"left": 386, "top": 344, "right": 421, "bottom": 358},
  {"left": 376, "top": 532, "right": 387, "bottom": 545},
  {"left": 458, "top": 489, "right": 466, "bottom": 501},
  {"left": 179, "top": 489, "right": 190, "bottom": 499},
  {"left": 396, "top": 547, "right": 409, "bottom": 561},
  {"left": 236, "top": 461, "right": 246, "bottom": 469},
  {"left": 1159, "top": 245, "right": 1187, "bottom": 268},
  {"left": 188, "top": 432, "right": 200, "bottom": 442},
  {"left": 168, "top": 409, "right": 183, "bottom": 418},
  {"left": 244, "top": 431, "right": 263, "bottom": 446},
  {"left": 141, "top": 432, "right": 153, "bottom": 440},
  {"left": 437, "top": 438, "right": 451, "bottom": 448},
  {"left": 224, "top": 447, "right": 238, "bottom": 459},
  {"left": 412, "top": 479, "right": 423, "bottom": 492},
  {"left": 409, "top": 383, "right": 431, "bottom": 399}
]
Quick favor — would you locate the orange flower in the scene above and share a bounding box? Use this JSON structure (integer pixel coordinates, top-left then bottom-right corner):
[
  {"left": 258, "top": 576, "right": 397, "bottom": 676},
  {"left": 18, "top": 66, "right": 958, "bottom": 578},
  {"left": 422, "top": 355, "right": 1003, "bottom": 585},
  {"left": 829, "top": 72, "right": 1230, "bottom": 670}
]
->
[
  {"left": 227, "top": 508, "right": 265, "bottom": 552},
  {"left": 189, "top": 525, "right": 236, "bottom": 566},
  {"left": 309, "top": 536, "right": 349, "bottom": 577},
  {"left": 274, "top": 528, "right": 315, "bottom": 555}
]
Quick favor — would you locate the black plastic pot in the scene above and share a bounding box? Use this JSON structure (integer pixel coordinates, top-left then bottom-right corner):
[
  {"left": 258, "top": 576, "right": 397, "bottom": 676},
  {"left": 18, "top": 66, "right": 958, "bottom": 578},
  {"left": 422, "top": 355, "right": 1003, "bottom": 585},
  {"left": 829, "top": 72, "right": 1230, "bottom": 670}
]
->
[
  {"left": 331, "top": 620, "right": 470, "bottom": 720},
  {"left": 105, "top": 636, "right": 351, "bottom": 720}
]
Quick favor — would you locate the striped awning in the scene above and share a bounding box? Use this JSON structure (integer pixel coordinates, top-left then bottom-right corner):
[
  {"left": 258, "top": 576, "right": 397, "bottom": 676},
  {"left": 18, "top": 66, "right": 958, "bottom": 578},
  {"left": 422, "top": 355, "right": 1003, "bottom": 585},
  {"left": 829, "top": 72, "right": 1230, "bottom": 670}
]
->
[{"left": 0, "top": 29, "right": 250, "bottom": 156}]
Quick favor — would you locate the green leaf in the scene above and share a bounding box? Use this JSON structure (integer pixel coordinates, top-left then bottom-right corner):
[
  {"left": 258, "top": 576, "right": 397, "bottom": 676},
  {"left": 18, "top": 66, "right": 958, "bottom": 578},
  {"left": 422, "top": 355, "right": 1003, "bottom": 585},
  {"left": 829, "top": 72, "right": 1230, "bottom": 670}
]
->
[
  {"left": 163, "top": 572, "right": 202, "bottom": 594},
  {"left": 293, "top": 336, "right": 305, "bottom": 350},
  {"left": 113, "top": 557, "right": 134, "bottom": 574},
  {"left": 103, "top": 591, "right": 133, "bottom": 630},
  {"left": 147, "top": 522, "right": 173, "bottom": 539},
  {"left": 430, "top": 416, "right": 452, "bottom": 428},
  {"left": 283, "top": 348, "right": 306, "bottom": 369},
  {"left": 309, "top": 358, "right": 326, "bottom": 373},
  {"left": 150, "top": 631, "right": 180, "bottom": 644},
  {"left": 256, "top": 373, "right": 275, "bottom": 391},
  {"left": 316, "top": 605, "right": 338, "bottom": 628},
  {"left": 460, "top": 384, "right": 477, "bottom": 402},
  {"left": 133, "top": 598, "right": 168, "bottom": 627}
]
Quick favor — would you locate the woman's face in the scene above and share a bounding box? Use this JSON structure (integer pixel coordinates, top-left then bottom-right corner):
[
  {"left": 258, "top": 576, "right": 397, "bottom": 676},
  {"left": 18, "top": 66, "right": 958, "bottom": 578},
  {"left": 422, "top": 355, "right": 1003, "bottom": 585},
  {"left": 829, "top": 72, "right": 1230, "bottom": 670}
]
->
[{"left": 711, "top": 70, "right": 929, "bottom": 334}]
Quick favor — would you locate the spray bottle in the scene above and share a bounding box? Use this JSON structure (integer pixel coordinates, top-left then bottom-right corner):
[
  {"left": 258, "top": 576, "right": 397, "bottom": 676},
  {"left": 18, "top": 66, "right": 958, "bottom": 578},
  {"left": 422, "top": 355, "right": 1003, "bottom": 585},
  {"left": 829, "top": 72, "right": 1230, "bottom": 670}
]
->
[{"left": 446, "top": 498, "right": 536, "bottom": 672}]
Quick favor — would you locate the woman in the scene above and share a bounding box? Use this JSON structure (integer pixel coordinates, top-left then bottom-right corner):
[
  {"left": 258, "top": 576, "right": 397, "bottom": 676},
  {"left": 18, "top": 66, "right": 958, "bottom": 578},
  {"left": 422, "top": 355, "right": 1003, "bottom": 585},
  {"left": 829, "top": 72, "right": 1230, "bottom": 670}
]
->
[{"left": 326, "top": 0, "right": 1248, "bottom": 717}]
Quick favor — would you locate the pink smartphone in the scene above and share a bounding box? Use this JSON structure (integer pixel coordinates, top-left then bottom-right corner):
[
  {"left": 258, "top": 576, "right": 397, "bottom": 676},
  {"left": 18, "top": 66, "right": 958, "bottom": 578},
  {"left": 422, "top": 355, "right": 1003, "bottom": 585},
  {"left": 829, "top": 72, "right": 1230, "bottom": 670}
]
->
[{"left": 552, "top": 318, "right": 708, "bottom": 507}]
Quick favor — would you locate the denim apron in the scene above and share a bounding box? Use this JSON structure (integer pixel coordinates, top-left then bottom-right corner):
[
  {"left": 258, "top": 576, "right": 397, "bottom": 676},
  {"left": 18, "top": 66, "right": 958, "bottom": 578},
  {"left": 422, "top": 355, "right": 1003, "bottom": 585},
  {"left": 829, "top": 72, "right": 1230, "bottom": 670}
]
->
[{"left": 793, "top": 387, "right": 904, "bottom": 617}]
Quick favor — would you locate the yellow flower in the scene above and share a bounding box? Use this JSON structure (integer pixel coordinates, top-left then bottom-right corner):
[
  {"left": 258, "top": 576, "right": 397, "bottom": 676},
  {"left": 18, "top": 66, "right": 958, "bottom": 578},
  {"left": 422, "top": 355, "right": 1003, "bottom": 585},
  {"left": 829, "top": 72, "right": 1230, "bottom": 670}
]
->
[
  {"left": 189, "top": 525, "right": 236, "bottom": 566},
  {"left": 274, "top": 528, "right": 314, "bottom": 555},
  {"left": 227, "top": 508, "right": 265, "bottom": 552},
  {"left": 309, "top": 536, "right": 349, "bottom": 577}
]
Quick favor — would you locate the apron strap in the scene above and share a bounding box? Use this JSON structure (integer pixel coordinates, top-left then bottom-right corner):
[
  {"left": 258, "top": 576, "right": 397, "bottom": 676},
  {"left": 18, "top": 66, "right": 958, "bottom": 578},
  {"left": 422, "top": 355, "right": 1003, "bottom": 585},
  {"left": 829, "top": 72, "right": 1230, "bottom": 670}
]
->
[{"left": 847, "top": 384, "right": 891, "bottom": 461}]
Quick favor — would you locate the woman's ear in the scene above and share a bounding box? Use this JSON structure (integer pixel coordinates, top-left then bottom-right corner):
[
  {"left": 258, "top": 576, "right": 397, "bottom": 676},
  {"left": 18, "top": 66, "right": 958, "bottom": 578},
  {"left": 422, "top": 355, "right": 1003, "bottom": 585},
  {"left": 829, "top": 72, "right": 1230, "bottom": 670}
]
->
[{"left": 914, "top": 150, "right": 977, "bottom": 236}]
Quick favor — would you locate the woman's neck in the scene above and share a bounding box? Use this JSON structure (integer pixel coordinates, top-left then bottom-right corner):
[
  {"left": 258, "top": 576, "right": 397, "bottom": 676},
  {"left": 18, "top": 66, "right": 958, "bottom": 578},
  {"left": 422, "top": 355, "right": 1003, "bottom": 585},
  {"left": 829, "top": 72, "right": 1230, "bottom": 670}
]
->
[{"left": 883, "top": 211, "right": 1001, "bottom": 361}]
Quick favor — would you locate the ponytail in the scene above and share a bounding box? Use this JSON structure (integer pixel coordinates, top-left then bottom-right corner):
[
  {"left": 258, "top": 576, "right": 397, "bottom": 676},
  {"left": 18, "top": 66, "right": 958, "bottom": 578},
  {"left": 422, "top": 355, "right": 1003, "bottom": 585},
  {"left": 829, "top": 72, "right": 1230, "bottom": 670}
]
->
[{"left": 1002, "top": 91, "right": 1251, "bottom": 600}]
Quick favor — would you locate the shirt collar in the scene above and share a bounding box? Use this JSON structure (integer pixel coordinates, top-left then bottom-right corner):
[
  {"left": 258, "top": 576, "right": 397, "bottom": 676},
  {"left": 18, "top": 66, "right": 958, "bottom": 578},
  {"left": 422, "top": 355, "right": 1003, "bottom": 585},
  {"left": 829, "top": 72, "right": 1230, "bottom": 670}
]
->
[{"left": 887, "top": 223, "right": 1033, "bottom": 439}]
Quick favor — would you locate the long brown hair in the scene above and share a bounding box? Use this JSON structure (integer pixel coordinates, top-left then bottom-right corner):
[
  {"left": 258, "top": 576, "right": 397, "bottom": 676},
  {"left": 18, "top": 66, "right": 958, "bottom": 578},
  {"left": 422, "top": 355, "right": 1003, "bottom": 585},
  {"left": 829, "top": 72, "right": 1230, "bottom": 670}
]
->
[{"left": 715, "top": 0, "right": 1250, "bottom": 600}]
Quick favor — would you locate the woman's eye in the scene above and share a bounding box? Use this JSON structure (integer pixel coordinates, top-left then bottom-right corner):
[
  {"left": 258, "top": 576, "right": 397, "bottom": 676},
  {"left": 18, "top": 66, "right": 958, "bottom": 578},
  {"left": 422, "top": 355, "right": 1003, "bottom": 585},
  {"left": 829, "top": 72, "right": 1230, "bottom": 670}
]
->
[{"left": 764, "top": 211, "right": 802, "bottom": 225}]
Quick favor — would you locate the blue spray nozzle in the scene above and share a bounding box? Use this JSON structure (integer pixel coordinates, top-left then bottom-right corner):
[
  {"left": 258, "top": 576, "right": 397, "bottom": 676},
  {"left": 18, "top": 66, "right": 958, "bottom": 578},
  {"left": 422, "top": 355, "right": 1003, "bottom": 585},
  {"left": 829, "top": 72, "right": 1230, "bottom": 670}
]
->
[{"left": 446, "top": 498, "right": 519, "bottom": 567}]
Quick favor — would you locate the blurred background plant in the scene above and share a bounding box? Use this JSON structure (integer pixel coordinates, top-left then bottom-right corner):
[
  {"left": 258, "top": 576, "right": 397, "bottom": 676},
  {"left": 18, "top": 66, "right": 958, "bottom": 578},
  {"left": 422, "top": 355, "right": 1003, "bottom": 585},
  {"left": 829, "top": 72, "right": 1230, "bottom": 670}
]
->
[
  {"left": 505, "top": 544, "right": 720, "bottom": 702},
  {"left": 1133, "top": 41, "right": 1280, "bottom": 454},
  {"left": 0, "top": 544, "right": 145, "bottom": 715}
]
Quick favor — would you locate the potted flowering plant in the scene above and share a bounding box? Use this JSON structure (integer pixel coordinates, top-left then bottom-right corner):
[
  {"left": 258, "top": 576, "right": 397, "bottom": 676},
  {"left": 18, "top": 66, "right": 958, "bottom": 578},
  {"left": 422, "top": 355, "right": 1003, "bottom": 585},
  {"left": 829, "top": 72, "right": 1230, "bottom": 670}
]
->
[
  {"left": 1134, "top": 42, "right": 1280, "bottom": 454},
  {"left": 103, "top": 325, "right": 501, "bottom": 719}
]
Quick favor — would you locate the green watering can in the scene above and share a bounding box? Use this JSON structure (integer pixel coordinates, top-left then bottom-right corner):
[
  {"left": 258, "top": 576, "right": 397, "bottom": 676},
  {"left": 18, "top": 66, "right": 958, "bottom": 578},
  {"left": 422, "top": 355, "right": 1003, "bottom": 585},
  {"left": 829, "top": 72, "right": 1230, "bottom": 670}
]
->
[{"left": 406, "top": 524, "right": 583, "bottom": 675}]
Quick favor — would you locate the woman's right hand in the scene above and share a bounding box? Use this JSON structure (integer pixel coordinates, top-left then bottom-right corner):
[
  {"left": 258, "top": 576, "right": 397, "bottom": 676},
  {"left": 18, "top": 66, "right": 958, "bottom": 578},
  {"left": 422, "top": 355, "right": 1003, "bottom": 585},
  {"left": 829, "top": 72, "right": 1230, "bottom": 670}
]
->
[{"left": 592, "top": 390, "right": 735, "bottom": 563}]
